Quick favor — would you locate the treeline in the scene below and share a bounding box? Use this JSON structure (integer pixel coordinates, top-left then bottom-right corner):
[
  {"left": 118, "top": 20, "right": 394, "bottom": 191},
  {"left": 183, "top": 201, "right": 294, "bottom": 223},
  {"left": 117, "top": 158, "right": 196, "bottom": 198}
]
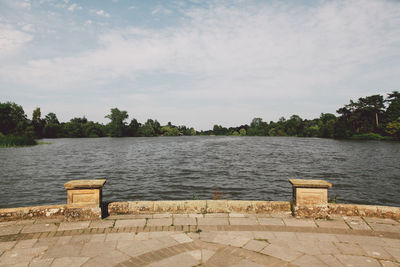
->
[
  {"left": 1, "top": 91, "right": 399, "bottom": 146},
  {"left": 0, "top": 104, "right": 197, "bottom": 144},
  {"left": 203, "top": 92, "right": 400, "bottom": 140}
]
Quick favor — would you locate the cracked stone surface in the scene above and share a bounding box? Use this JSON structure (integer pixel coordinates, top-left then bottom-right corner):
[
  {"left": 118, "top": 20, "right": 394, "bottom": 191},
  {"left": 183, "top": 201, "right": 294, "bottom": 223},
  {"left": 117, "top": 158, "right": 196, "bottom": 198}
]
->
[{"left": 0, "top": 214, "right": 399, "bottom": 266}]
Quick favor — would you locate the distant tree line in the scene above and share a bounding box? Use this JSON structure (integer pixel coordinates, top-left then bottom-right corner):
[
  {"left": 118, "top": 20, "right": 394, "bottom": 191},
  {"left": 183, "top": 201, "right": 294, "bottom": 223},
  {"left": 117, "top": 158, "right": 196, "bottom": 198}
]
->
[
  {"left": 201, "top": 92, "right": 400, "bottom": 140},
  {"left": 1, "top": 91, "right": 399, "bottom": 146},
  {"left": 0, "top": 104, "right": 197, "bottom": 144}
]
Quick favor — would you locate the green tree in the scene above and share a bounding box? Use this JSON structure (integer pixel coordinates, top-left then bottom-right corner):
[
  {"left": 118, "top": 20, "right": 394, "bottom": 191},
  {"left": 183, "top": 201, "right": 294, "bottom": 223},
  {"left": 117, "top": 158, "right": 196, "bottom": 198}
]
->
[
  {"left": 82, "top": 122, "right": 106, "bottom": 137},
  {"left": 43, "top": 112, "right": 61, "bottom": 138},
  {"left": 285, "top": 115, "right": 303, "bottom": 136},
  {"left": 137, "top": 119, "right": 160, "bottom": 137},
  {"left": 44, "top": 112, "right": 59, "bottom": 124},
  {"left": 304, "top": 124, "right": 320, "bottom": 137},
  {"left": 43, "top": 124, "right": 61, "bottom": 138},
  {"left": 0, "top": 102, "right": 28, "bottom": 135},
  {"left": 32, "top": 107, "right": 45, "bottom": 138},
  {"left": 336, "top": 94, "right": 385, "bottom": 136},
  {"left": 248, "top": 118, "right": 266, "bottom": 136},
  {"left": 62, "top": 118, "right": 85, "bottom": 137},
  {"left": 239, "top": 128, "right": 246, "bottom": 136},
  {"left": 213, "top": 125, "right": 228, "bottom": 135},
  {"left": 318, "top": 113, "right": 336, "bottom": 138},
  {"left": 385, "top": 117, "right": 400, "bottom": 140},
  {"left": 385, "top": 91, "right": 400, "bottom": 123},
  {"left": 105, "top": 108, "right": 129, "bottom": 137},
  {"left": 161, "top": 126, "right": 179, "bottom": 136},
  {"left": 143, "top": 119, "right": 161, "bottom": 136},
  {"left": 127, "top": 118, "right": 140, "bottom": 137}
]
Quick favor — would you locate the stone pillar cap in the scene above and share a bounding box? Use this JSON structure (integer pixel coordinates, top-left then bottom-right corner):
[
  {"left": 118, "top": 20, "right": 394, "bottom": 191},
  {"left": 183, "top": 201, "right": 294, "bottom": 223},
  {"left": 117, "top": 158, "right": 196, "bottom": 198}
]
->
[
  {"left": 289, "top": 179, "right": 332, "bottom": 188},
  {"left": 64, "top": 179, "right": 106, "bottom": 189}
]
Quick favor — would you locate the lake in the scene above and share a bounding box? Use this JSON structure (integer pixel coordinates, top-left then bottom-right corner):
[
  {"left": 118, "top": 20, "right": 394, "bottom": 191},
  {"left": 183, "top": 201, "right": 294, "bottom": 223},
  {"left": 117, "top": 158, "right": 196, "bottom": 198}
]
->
[{"left": 0, "top": 136, "right": 399, "bottom": 208}]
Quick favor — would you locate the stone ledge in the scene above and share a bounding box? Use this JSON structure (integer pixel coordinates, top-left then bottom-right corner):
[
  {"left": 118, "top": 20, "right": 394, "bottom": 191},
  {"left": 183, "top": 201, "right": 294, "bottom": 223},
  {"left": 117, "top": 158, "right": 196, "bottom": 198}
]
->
[
  {"left": 0, "top": 204, "right": 102, "bottom": 222},
  {"left": 64, "top": 179, "right": 106, "bottom": 189},
  {"left": 289, "top": 179, "right": 332, "bottom": 188},
  {"left": 108, "top": 200, "right": 292, "bottom": 215},
  {"left": 294, "top": 203, "right": 400, "bottom": 220},
  {"left": 2, "top": 201, "right": 400, "bottom": 222}
]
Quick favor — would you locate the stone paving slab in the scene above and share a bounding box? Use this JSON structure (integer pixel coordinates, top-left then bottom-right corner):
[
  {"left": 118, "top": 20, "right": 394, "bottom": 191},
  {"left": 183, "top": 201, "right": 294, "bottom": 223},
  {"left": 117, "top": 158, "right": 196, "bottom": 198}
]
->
[
  {"left": 315, "top": 219, "right": 349, "bottom": 229},
  {"left": 230, "top": 217, "right": 259, "bottom": 225},
  {"left": 58, "top": 221, "right": 90, "bottom": 231},
  {"left": 174, "top": 217, "right": 197, "bottom": 226},
  {"left": 0, "top": 214, "right": 399, "bottom": 266},
  {"left": 114, "top": 219, "right": 146, "bottom": 228},
  {"left": 89, "top": 220, "right": 114, "bottom": 229},
  {"left": 147, "top": 218, "right": 172, "bottom": 227},
  {"left": 369, "top": 223, "right": 400, "bottom": 233},
  {"left": 344, "top": 217, "right": 372, "bottom": 231},
  {"left": 21, "top": 223, "right": 58, "bottom": 233},
  {"left": 0, "top": 225, "right": 23, "bottom": 236},
  {"left": 258, "top": 217, "right": 285, "bottom": 226},
  {"left": 198, "top": 217, "right": 229, "bottom": 225},
  {"left": 283, "top": 218, "right": 317, "bottom": 228}
]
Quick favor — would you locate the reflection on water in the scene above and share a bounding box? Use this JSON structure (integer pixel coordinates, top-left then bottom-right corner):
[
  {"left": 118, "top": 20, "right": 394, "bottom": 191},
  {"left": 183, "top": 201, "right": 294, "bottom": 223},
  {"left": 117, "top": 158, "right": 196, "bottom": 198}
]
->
[{"left": 0, "top": 136, "right": 399, "bottom": 208}]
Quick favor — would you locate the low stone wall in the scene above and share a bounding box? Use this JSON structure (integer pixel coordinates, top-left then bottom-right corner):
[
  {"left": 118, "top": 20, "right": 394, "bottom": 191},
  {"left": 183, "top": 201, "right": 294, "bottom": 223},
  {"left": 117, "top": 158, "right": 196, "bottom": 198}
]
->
[
  {"left": 0, "top": 204, "right": 102, "bottom": 222},
  {"left": 293, "top": 203, "right": 400, "bottom": 220},
  {"left": 1, "top": 179, "right": 399, "bottom": 222},
  {"left": 108, "top": 200, "right": 292, "bottom": 215},
  {"left": 1, "top": 201, "right": 400, "bottom": 221}
]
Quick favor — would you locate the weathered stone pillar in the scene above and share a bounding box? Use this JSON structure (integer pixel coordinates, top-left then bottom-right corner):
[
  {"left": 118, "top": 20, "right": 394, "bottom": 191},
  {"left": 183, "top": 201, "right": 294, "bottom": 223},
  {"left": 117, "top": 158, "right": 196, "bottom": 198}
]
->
[
  {"left": 289, "top": 179, "right": 332, "bottom": 218},
  {"left": 64, "top": 179, "right": 106, "bottom": 207}
]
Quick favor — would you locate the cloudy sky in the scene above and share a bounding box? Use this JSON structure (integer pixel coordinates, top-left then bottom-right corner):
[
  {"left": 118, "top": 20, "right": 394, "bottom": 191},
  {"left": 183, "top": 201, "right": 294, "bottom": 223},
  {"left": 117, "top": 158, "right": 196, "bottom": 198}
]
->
[{"left": 0, "top": 0, "right": 399, "bottom": 130}]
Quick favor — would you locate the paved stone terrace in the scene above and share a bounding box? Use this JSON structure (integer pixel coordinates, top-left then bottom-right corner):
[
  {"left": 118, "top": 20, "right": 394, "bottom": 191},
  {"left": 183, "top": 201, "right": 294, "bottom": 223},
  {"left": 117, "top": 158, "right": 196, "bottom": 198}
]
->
[{"left": 0, "top": 213, "right": 399, "bottom": 266}]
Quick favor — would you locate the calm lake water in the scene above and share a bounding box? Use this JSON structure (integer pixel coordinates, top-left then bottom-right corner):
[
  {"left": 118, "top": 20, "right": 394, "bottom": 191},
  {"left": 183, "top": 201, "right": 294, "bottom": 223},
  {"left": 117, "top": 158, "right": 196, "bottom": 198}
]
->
[{"left": 0, "top": 136, "right": 399, "bottom": 208}]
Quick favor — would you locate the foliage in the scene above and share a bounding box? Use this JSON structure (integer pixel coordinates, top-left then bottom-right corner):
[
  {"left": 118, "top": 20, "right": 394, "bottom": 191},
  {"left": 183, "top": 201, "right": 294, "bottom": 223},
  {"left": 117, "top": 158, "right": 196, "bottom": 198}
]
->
[
  {"left": 385, "top": 91, "right": 400, "bottom": 121},
  {"left": 161, "top": 126, "right": 180, "bottom": 136},
  {"left": 0, "top": 102, "right": 28, "bottom": 136},
  {"left": 32, "top": 107, "right": 45, "bottom": 139},
  {"left": 247, "top": 118, "right": 266, "bottom": 136},
  {"left": 350, "top": 133, "right": 388, "bottom": 141},
  {"left": 0, "top": 134, "right": 37, "bottom": 147},
  {"left": 385, "top": 117, "right": 400, "bottom": 140},
  {"left": 1, "top": 91, "right": 400, "bottom": 141},
  {"left": 105, "top": 108, "right": 129, "bottom": 137},
  {"left": 213, "top": 125, "right": 229, "bottom": 135},
  {"left": 336, "top": 94, "right": 385, "bottom": 135},
  {"left": 44, "top": 112, "right": 59, "bottom": 124}
]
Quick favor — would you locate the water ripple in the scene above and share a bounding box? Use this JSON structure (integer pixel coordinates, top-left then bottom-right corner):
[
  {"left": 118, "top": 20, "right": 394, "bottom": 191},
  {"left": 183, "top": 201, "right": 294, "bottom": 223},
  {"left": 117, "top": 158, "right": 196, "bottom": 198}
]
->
[{"left": 0, "top": 136, "right": 399, "bottom": 208}]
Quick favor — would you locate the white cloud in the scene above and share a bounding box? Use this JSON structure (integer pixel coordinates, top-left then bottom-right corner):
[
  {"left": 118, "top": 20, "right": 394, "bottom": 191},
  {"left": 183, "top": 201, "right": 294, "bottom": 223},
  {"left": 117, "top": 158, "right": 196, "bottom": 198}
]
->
[
  {"left": 93, "top": 9, "right": 110, "bottom": 18},
  {"left": 151, "top": 5, "right": 172, "bottom": 15},
  {"left": 128, "top": 5, "right": 135, "bottom": 10},
  {"left": 1, "top": 0, "right": 400, "bottom": 128},
  {"left": 68, "top": 3, "right": 82, "bottom": 12},
  {"left": 19, "top": 1, "right": 31, "bottom": 9},
  {"left": 0, "top": 24, "right": 33, "bottom": 57},
  {"left": 21, "top": 24, "right": 35, "bottom": 32}
]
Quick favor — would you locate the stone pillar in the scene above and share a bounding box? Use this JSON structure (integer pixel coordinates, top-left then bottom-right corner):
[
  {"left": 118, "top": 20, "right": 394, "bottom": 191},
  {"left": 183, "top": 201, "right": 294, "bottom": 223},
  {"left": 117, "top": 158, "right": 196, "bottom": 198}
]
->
[
  {"left": 64, "top": 179, "right": 106, "bottom": 207},
  {"left": 289, "top": 179, "right": 332, "bottom": 206}
]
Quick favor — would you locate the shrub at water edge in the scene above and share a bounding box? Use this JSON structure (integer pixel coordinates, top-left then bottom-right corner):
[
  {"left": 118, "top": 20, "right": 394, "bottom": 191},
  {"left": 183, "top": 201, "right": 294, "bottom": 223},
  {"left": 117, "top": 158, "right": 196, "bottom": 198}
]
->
[{"left": 0, "top": 133, "right": 37, "bottom": 147}]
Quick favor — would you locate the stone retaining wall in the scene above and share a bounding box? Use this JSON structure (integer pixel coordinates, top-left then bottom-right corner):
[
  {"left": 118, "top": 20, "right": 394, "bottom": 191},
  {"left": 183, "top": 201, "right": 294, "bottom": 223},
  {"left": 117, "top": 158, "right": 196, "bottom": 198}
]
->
[
  {"left": 0, "top": 204, "right": 102, "bottom": 222},
  {"left": 293, "top": 203, "right": 400, "bottom": 220},
  {"left": 1, "top": 201, "right": 400, "bottom": 222},
  {"left": 107, "top": 200, "right": 292, "bottom": 215}
]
